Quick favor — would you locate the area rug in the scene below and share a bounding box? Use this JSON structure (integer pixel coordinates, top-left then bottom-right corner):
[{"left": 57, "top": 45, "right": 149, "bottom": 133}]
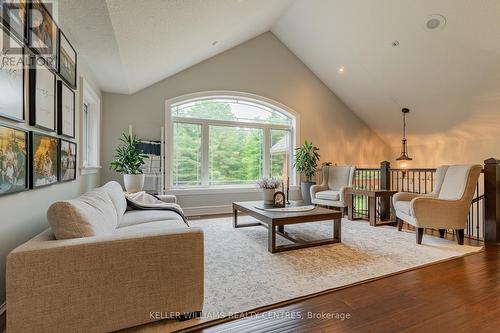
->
[{"left": 123, "top": 216, "right": 483, "bottom": 332}]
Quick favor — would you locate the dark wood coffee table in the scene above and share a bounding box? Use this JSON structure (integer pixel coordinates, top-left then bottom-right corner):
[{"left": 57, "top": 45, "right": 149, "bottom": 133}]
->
[{"left": 232, "top": 201, "right": 342, "bottom": 253}]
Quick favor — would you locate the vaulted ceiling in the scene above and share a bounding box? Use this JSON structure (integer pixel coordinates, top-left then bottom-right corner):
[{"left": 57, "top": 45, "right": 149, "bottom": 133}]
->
[
  {"left": 272, "top": 0, "right": 500, "bottom": 146},
  {"left": 57, "top": 0, "right": 293, "bottom": 94},
  {"left": 57, "top": 0, "right": 500, "bottom": 151}
]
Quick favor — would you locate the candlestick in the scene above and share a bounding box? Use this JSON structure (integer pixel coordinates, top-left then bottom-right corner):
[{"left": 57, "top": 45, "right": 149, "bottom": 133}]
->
[{"left": 286, "top": 176, "right": 290, "bottom": 205}]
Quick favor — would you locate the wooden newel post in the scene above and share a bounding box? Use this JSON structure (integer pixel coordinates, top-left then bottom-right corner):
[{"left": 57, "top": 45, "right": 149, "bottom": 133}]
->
[
  {"left": 484, "top": 158, "right": 500, "bottom": 243},
  {"left": 380, "top": 161, "right": 391, "bottom": 220}
]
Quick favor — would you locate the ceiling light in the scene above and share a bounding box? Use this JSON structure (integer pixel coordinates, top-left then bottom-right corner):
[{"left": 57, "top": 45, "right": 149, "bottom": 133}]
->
[
  {"left": 396, "top": 108, "right": 412, "bottom": 164},
  {"left": 424, "top": 14, "right": 446, "bottom": 31},
  {"left": 338, "top": 67, "right": 344, "bottom": 73}
]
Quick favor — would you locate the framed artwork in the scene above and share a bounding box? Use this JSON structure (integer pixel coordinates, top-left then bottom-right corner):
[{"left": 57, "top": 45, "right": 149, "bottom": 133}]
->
[
  {"left": 30, "top": 131, "right": 58, "bottom": 188},
  {"left": 59, "top": 139, "right": 76, "bottom": 182},
  {"left": 58, "top": 30, "right": 77, "bottom": 89},
  {"left": 57, "top": 80, "right": 75, "bottom": 138},
  {"left": 28, "top": 0, "right": 58, "bottom": 71},
  {"left": 273, "top": 191, "right": 286, "bottom": 208},
  {"left": 29, "top": 59, "right": 56, "bottom": 131},
  {"left": 0, "top": 27, "right": 25, "bottom": 122},
  {"left": 0, "top": 123, "right": 28, "bottom": 195},
  {"left": 0, "top": 0, "right": 27, "bottom": 43}
]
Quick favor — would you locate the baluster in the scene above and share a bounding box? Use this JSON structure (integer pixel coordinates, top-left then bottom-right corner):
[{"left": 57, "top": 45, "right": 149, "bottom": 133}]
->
[
  {"left": 478, "top": 199, "right": 482, "bottom": 239},
  {"left": 476, "top": 183, "right": 480, "bottom": 238},
  {"left": 413, "top": 171, "right": 416, "bottom": 193},
  {"left": 424, "top": 172, "right": 427, "bottom": 193},
  {"left": 407, "top": 171, "right": 410, "bottom": 192},
  {"left": 415, "top": 171, "right": 419, "bottom": 193},
  {"left": 430, "top": 172, "right": 434, "bottom": 192}
]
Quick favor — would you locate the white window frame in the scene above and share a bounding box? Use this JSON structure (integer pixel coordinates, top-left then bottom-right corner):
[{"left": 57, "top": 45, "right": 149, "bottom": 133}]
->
[
  {"left": 80, "top": 77, "right": 101, "bottom": 175},
  {"left": 165, "top": 91, "right": 299, "bottom": 191}
]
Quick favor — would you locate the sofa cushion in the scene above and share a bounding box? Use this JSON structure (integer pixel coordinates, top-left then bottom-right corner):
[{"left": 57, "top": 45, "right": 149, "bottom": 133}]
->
[
  {"left": 114, "top": 220, "right": 189, "bottom": 234},
  {"left": 119, "top": 210, "right": 185, "bottom": 228},
  {"left": 47, "top": 188, "right": 119, "bottom": 239},
  {"left": 315, "top": 190, "right": 340, "bottom": 201},
  {"left": 101, "top": 181, "right": 127, "bottom": 219},
  {"left": 395, "top": 201, "right": 412, "bottom": 216}
]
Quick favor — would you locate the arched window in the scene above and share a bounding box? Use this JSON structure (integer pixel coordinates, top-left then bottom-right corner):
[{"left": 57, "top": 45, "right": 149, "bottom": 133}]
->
[{"left": 165, "top": 92, "right": 296, "bottom": 188}]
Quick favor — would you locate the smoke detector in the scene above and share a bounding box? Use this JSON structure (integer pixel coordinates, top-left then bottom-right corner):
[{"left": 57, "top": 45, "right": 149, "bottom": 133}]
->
[{"left": 424, "top": 14, "right": 446, "bottom": 31}]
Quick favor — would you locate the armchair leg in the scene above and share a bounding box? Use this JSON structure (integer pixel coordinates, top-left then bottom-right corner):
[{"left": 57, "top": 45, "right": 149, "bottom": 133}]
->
[
  {"left": 397, "top": 218, "right": 403, "bottom": 232},
  {"left": 456, "top": 229, "right": 465, "bottom": 245},
  {"left": 439, "top": 229, "right": 446, "bottom": 238},
  {"left": 416, "top": 228, "right": 424, "bottom": 244}
]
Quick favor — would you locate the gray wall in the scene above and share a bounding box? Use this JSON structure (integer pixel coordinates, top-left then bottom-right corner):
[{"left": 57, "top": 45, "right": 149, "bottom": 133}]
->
[
  {"left": 0, "top": 60, "right": 102, "bottom": 305},
  {"left": 102, "top": 32, "right": 391, "bottom": 209}
]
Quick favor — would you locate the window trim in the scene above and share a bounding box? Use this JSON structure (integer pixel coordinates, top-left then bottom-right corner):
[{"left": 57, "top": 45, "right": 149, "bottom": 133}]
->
[
  {"left": 165, "top": 91, "right": 299, "bottom": 191},
  {"left": 80, "top": 77, "right": 102, "bottom": 175}
]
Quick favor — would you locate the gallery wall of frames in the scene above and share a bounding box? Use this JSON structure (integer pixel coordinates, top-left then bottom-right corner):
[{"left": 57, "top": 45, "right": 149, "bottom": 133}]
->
[{"left": 0, "top": 0, "right": 78, "bottom": 196}]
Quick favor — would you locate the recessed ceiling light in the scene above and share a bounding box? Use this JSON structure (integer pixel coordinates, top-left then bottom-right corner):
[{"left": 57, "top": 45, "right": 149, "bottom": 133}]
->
[
  {"left": 424, "top": 14, "right": 446, "bottom": 31},
  {"left": 212, "top": 40, "right": 218, "bottom": 46},
  {"left": 339, "top": 67, "right": 344, "bottom": 73}
]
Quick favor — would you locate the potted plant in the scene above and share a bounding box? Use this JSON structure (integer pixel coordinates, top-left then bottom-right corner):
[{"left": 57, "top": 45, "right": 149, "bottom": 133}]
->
[
  {"left": 257, "top": 177, "right": 281, "bottom": 205},
  {"left": 293, "top": 140, "right": 320, "bottom": 205},
  {"left": 110, "top": 133, "right": 147, "bottom": 193}
]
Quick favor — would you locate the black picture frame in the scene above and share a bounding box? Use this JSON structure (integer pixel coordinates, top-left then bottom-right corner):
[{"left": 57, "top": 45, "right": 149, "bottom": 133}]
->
[
  {"left": 273, "top": 191, "right": 286, "bottom": 208},
  {"left": 29, "top": 58, "right": 56, "bottom": 131},
  {"left": 27, "top": 0, "right": 58, "bottom": 72},
  {"left": 0, "top": 0, "right": 28, "bottom": 44},
  {"left": 57, "top": 29, "right": 77, "bottom": 89},
  {"left": 0, "top": 122, "right": 29, "bottom": 196},
  {"left": 0, "top": 25, "right": 25, "bottom": 122},
  {"left": 58, "top": 138, "right": 76, "bottom": 182},
  {"left": 29, "top": 130, "right": 59, "bottom": 189},
  {"left": 57, "top": 80, "right": 75, "bottom": 138}
]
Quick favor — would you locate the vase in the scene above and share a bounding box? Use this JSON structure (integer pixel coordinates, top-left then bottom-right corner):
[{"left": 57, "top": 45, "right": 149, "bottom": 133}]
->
[
  {"left": 123, "top": 174, "right": 145, "bottom": 193},
  {"left": 300, "top": 181, "right": 316, "bottom": 205},
  {"left": 263, "top": 188, "right": 275, "bottom": 205}
]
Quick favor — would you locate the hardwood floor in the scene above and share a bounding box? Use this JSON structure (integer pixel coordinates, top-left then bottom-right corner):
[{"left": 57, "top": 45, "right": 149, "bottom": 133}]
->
[{"left": 187, "top": 241, "right": 499, "bottom": 333}]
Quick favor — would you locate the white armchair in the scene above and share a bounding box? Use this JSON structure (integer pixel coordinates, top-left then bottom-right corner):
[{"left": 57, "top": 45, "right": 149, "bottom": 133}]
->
[
  {"left": 310, "top": 165, "right": 356, "bottom": 211},
  {"left": 393, "top": 165, "right": 482, "bottom": 245}
]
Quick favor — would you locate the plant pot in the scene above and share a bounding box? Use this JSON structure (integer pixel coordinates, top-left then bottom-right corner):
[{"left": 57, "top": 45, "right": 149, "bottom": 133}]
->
[
  {"left": 123, "top": 174, "right": 145, "bottom": 193},
  {"left": 300, "top": 181, "right": 316, "bottom": 205},
  {"left": 263, "top": 188, "right": 276, "bottom": 205}
]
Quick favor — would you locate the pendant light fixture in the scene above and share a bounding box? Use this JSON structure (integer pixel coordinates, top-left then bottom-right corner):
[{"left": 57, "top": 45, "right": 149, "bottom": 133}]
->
[{"left": 396, "top": 108, "right": 412, "bottom": 163}]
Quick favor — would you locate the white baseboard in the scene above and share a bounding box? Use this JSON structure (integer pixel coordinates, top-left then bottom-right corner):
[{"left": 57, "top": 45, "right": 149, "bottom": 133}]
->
[{"left": 184, "top": 204, "right": 232, "bottom": 217}]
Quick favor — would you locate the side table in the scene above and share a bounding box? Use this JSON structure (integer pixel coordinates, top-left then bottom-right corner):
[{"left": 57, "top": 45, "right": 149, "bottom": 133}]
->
[{"left": 346, "top": 189, "right": 398, "bottom": 226}]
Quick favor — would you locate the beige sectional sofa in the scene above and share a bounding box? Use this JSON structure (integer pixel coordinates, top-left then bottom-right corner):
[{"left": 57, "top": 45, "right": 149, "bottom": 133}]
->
[{"left": 6, "top": 181, "right": 204, "bottom": 333}]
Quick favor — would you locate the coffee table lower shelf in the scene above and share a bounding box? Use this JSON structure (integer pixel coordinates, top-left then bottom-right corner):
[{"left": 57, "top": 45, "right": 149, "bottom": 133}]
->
[{"left": 233, "top": 201, "right": 342, "bottom": 253}]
